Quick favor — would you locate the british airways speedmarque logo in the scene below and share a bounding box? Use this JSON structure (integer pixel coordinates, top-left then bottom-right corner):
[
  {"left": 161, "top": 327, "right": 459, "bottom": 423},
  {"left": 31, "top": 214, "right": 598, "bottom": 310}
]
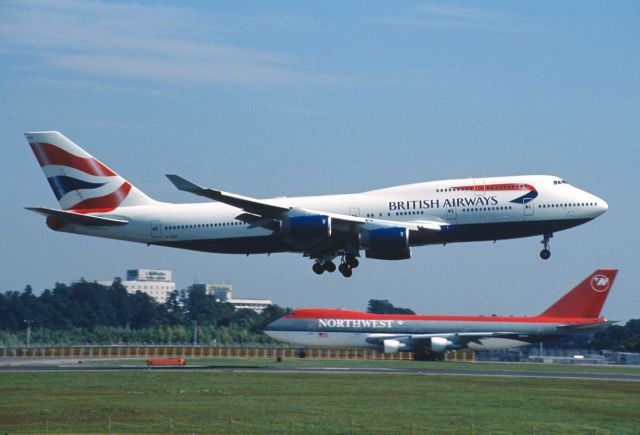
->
[
  {"left": 30, "top": 141, "right": 131, "bottom": 213},
  {"left": 591, "top": 275, "right": 610, "bottom": 292}
]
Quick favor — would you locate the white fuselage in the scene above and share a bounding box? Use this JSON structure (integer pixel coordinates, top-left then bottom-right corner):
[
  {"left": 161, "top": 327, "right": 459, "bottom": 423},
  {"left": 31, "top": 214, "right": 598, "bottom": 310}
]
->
[{"left": 55, "top": 175, "right": 606, "bottom": 255}]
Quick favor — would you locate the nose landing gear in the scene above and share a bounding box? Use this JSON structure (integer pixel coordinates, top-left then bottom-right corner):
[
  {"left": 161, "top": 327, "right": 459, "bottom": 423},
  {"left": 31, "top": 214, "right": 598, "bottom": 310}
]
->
[{"left": 540, "top": 233, "right": 552, "bottom": 260}]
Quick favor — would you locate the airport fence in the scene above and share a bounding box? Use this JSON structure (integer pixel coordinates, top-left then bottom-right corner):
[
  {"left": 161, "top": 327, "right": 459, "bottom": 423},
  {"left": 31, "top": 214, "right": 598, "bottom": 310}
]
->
[{"left": 0, "top": 345, "right": 474, "bottom": 361}]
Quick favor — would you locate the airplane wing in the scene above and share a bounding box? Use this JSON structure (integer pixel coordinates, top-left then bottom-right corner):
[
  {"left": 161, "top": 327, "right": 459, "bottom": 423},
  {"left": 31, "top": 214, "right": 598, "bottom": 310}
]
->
[
  {"left": 166, "top": 174, "right": 444, "bottom": 233},
  {"left": 25, "top": 207, "right": 129, "bottom": 226},
  {"left": 364, "top": 332, "right": 517, "bottom": 344},
  {"left": 166, "top": 174, "right": 290, "bottom": 216}
]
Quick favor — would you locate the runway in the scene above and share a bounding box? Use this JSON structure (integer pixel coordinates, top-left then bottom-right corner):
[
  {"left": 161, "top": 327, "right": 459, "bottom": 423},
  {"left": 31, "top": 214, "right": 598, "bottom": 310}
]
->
[{"left": 1, "top": 361, "right": 639, "bottom": 382}]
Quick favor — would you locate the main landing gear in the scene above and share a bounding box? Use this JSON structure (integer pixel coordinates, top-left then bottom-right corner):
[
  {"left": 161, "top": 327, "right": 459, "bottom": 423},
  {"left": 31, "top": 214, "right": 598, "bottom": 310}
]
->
[
  {"left": 540, "top": 233, "right": 553, "bottom": 260},
  {"left": 338, "top": 254, "right": 359, "bottom": 278},
  {"left": 312, "top": 254, "right": 359, "bottom": 277}
]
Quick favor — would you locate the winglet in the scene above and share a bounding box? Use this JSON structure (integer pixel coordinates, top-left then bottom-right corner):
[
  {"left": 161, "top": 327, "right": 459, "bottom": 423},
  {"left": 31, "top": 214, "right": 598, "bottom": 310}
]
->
[{"left": 166, "top": 174, "right": 205, "bottom": 193}]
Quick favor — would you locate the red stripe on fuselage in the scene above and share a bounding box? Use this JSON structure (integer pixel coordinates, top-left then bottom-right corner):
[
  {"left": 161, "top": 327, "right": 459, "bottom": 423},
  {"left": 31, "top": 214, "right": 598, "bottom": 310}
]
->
[
  {"left": 30, "top": 142, "right": 116, "bottom": 177},
  {"left": 285, "top": 309, "right": 602, "bottom": 325},
  {"left": 452, "top": 183, "right": 535, "bottom": 192},
  {"left": 69, "top": 182, "right": 131, "bottom": 213}
]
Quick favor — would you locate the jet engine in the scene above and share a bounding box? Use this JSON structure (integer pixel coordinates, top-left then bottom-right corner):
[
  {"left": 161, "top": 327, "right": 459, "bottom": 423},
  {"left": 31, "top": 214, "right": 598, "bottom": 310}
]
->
[
  {"left": 382, "top": 339, "right": 412, "bottom": 353},
  {"left": 282, "top": 215, "right": 331, "bottom": 237},
  {"left": 428, "top": 337, "right": 460, "bottom": 353},
  {"left": 362, "top": 227, "right": 410, "bottom": 260}
]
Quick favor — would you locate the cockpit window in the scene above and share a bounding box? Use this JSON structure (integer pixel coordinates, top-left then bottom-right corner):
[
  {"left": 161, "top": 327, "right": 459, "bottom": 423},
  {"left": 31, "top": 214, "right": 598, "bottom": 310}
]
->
[{"left": 553, "top": 179, "right": 568, "bottom": 185}]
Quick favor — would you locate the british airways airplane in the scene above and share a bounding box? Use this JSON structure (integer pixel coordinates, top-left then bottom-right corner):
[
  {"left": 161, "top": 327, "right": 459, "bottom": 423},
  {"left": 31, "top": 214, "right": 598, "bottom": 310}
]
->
[
  {"left": 25, "top": 131, "right": 607, "bottom": 277},
  {"left": 265, "top": 269, "right": 618, "bottom": 358}
]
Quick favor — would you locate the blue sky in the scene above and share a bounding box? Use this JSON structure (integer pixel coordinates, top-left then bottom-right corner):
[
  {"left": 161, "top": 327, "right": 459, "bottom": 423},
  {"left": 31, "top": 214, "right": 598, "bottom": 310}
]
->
[{"left": 1, "top": 1, "right": 639, "bottom": 321}]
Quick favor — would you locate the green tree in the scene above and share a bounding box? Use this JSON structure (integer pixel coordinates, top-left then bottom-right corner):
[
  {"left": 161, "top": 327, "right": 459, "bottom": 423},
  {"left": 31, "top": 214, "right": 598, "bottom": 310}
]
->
[{"left": 366, "top": 299, "right": 415, "bottom": 315}]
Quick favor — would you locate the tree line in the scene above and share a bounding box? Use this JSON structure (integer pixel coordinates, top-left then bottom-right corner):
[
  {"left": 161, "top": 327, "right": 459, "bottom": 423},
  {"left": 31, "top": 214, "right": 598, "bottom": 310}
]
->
[{"left": 0, "top": 279, "right": 286, "bottom": 346}]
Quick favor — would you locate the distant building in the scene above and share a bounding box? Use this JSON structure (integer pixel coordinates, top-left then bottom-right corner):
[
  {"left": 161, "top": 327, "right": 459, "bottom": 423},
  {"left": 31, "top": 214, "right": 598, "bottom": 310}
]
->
[
  {"left": 98, "top": 269, "right": 176, "bottom": 304},
  {"left": 191, "top": 282, "right": 272, "bottom": 314}
]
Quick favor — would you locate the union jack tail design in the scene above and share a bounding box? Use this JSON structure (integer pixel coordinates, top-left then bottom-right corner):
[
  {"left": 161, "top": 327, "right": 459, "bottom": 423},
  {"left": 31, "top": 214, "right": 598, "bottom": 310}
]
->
[{"left": 25, "top": 131, "right": 155, "bottom": 213}]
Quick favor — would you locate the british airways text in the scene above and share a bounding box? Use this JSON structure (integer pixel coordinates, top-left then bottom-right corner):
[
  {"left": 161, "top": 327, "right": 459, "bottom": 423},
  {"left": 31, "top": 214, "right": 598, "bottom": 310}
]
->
[{"left": 389, "top": 195, "right": 499, "bottom": 211}]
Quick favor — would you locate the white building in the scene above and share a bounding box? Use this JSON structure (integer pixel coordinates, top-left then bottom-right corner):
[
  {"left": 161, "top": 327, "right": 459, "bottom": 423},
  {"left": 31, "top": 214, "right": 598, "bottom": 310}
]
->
[
  {"left": 191, "top": 282, "right": 272, "bottom": 314},
  {"left": 98, "top": 269, "right": 176, "bottom": 304}
]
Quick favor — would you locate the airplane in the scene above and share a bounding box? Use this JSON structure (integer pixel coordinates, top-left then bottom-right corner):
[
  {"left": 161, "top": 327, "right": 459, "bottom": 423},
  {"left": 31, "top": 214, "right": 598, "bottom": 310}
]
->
[
  {"left": 264, "top": 269, "right": 618, "bottom": 358},
  {"left": 24, "top": 131, "right": 608, "bottom": 277}
]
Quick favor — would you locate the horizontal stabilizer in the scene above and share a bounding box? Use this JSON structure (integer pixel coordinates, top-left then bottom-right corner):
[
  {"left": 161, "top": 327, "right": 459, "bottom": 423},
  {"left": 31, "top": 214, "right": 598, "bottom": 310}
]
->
[
  {"left": 556, "top": 320, "right": 618, "bottom": 330},
  {"left": 25, "top": 207, "right": 129, "bottom": 226}
]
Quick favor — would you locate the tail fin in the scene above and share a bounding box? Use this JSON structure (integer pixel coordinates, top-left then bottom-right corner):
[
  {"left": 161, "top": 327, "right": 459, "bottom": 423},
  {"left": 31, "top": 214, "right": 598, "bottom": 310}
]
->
[
  {"left": 25, "top": 131, "right": 155, "bottom": 212},
  {"left": 538, "top": 269, "right": 618, "bottom": 318}
]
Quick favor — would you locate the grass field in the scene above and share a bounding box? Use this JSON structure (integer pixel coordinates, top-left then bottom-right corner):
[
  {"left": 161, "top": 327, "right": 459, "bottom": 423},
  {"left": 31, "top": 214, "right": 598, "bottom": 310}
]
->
[
  {"left": 1, "top": 363, "right": 639, "bottom": 433},
  {"left": 75, "top": 356, "right": 640, "bottom": 375}
]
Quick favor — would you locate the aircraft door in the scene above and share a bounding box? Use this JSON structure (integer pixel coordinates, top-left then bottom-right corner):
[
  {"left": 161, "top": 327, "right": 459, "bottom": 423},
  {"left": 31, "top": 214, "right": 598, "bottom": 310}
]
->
[
  {"left": 349, "top": 207, "right": 360, "bottom": 217},
  {"left": 151, "top": 220, "right": 162, "bottom": 238},
  {"left": 523, "top": 199, "right": 534, "bottom": 217}
]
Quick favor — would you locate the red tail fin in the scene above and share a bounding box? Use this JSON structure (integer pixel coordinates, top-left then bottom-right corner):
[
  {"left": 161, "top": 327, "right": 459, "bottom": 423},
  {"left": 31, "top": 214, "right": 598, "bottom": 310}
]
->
[{"left": 538, "top": 269, "right": 618, "bottom": 318}]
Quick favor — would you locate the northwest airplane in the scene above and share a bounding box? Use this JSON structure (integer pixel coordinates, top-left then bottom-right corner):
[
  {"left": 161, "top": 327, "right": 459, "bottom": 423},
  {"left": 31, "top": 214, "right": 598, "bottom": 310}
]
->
[
  {"left": 265, "top": 269, "right": 618, "bottom": 358},
  {"left": 25, "top": 131, "right": 608, "bottom": 277}
]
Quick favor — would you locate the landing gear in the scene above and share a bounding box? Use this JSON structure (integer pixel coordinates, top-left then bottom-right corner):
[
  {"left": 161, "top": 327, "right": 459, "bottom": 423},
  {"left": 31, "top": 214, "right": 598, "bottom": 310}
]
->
[
  {"left": 312, "top": 262, "right": 324, "bottom": 275},
  {"left": 312, "top": 260, "right": 336, "bottom": 274},
  {"left": 345, "top": 254, "right": 359, "bottom": 268},
  {"left": 338, "top": 262, "right": 353, "bottom": 278},
  {"left": 311, "top": 253, "right": 359, "bottom": 277},
  {"left": 540, "top": 233, "right": 552, "bottom": 260}
]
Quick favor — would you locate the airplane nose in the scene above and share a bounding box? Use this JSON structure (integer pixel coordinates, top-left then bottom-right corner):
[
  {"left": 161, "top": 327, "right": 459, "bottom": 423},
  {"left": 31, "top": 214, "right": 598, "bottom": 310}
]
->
[{"left": 596, "top": 197, "right": 608, "bottom": 214}]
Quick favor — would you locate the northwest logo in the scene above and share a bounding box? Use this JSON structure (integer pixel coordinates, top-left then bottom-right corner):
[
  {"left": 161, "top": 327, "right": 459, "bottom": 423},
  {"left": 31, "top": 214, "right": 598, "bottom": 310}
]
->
[
  {"left": 590, "top": 275, "right": 610, "bottom": 292},
  {"left": 318, "top": 319, "right": 393, "bottom": 328}
]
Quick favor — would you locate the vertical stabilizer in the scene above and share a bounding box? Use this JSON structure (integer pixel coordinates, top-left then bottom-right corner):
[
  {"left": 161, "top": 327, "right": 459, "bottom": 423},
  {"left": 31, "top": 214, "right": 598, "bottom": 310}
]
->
[
  {"left": 25, "top": 131, "right": 155, "bottom": 212},
  {"left": 538, "top": 269, "right": 618, "bottom": 318}
]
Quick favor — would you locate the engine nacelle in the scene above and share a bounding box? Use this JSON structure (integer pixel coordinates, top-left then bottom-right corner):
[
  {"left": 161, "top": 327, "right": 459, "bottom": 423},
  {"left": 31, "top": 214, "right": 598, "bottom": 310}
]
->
[
  {"left": 382, "top": 339, "right": 412, "bottom": 353},
  {"left": 383, "top": 339, "right": 402, "bottom": 354},
  {"left": 282, "top": 215, "right": 331, "bottom": 238},
  {"left": 429, "top": 337, "right": 456, "bottom": 353},
  {"left": 361, "top": 227, "right": 409, "bottom": 254},
  {"left": 365, "top": 249, "right": 411, "bottom": 260}
]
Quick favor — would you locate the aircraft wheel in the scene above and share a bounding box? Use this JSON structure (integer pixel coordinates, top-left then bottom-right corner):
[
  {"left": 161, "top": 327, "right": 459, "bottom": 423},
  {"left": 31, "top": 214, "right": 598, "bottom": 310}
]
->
[
  {"left": 540, "top": 249, "right": 551, "bottom": 260},
  {"left": 312, "top": 262, "right": 325, "bottom": 274},
  {"left": 345, "top": 254, "right": 359, "bottom": 268},
  {"left": 339, "top": 263, "right": 352, "bottom": 277},
  {"left": 324, "top": 261, "right": 336, "bottom": 273}
]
